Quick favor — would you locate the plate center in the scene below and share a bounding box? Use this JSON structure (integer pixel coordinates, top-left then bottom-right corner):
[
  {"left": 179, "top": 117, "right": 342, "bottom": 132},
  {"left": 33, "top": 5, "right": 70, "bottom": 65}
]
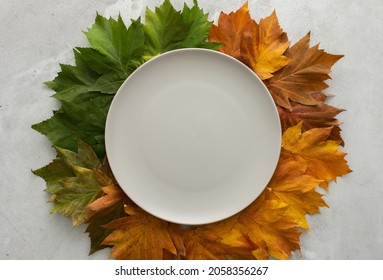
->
[{"left": 138, "top": 80, "right": 250, "bottom": 190}]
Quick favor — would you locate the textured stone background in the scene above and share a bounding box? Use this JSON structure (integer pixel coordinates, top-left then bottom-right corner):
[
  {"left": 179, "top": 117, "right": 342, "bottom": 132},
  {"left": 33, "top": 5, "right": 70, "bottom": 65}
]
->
[{"left": 1, "top": 0, "right": 382, "bottom": 259}]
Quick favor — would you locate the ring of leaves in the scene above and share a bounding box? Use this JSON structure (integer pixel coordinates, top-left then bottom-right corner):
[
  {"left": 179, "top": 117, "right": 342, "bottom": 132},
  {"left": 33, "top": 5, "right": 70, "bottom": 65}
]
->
[{"left": 32, "top": 0, "right": 351, "bottom": 260}]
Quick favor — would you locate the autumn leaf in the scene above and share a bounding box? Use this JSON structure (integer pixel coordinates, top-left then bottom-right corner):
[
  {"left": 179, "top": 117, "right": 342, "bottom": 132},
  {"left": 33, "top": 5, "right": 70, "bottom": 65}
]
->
[
  {"left": 265, "top": 33, "right": 343, "bottom": 110},
  {"left": 218, "top": 229, "right": 258, "bottom": 260},
  {"left": 208, "top": 2, "right": 252, "bottom": 60},
  {"left": 86, "top": 198, "right": 125, "bottom": 255},
  {"left": 85, "top": 185, "right": 127, "bottom": 254},
  {"left": 265, "top": 158, "right": 326, "bottom": 229},
  {"left": 240, "top": 11, "right": 290, "bottom": 80},
  {"left": 182, "top": 226, "right": 233, "bottom": 260},
  {"left": 215, "top": 198, "right": 301, "bottom": 260},
  {"left": 48, "top": 166, "right": 104, "bottom": 226},
  {"left": 278, "top": 101, "right": 345, "bottom": 144},
  {"left": 281, "top": 122, "right": 351, "bottom": 189},
  {"left": 78, "top": 158, "right": 129, "bottom": 254},
  {"left": 209, "top": 4, "right": 289, "bottom": 79},
  {"left": 87, "top": 185, "right": 126, "bottom": 219},
  {"left": 33, "top": 139, "right": 100, "bottom": 196},
  {"left": 182, "top": 226, "right": 256, "bottom": 260},
  {"left": 33, "top": 140, "right": 111, "bottom": 226},
  {"left": 102, "top": 201, "right": 179, "bottom": 260},
  {"left": 33, "top": 140, "right": 126, "bottom": 234},
  {"left": 208, "top": 4, "right": 344, "bottom": 138}
]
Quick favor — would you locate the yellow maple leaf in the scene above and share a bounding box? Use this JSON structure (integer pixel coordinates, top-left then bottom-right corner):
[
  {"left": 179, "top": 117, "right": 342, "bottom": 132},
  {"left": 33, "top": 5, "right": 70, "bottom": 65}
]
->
[
  {"left": 181, "top": 226, "right": 256, "bottom": 260},
  {"left": 181, "top": 227, "right": 228, "bottom": 260},
  {"left": 240, "top": 11, "right": 290, "bottom": 80},
  {"left": 281, "top": 122, "right": 351, "bottom": 189},
  {"left": 222, "top": 198, "right": 301, "bottom": 260},
  {"left": 265, "top": 158, "right": 327, "bottom": 229},
  {"left": 102, "top": 201, "right": 179, "bottom": 260}
]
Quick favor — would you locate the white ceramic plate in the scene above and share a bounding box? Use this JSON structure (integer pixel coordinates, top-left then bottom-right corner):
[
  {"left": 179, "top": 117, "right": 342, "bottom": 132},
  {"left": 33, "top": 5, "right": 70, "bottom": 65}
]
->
[{"left": 105, "top": 48, "right": 281, "bottom": 225}]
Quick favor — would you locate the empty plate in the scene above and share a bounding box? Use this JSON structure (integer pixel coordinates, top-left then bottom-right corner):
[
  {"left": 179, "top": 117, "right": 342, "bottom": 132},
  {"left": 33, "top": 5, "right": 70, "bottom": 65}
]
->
[{"left": 105, "top": 48, "right": 281, "bottom": 225}]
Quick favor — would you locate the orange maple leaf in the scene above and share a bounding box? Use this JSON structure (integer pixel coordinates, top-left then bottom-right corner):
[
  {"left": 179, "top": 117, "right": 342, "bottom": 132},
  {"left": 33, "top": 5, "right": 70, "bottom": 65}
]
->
[
  {"left": 102, "top": 201, "right": 179, "bottom": 260},
  {"left": 86, "top": 185, "right": 126, "bottom": 219},
  {"left": 281, "top": 122, "right": 351, "bottom": 189},
  {"left": 240, "top": 11, "right": 290, "bottom": 80},
  {"left": 209, "top": 2, "right": 252, "bottom": 60},
  {"left": 209, "top": 3, "right": 289, "bottom": 80},
  {"left": 265, "top": 33, "right": 343, "bottom": 109}
]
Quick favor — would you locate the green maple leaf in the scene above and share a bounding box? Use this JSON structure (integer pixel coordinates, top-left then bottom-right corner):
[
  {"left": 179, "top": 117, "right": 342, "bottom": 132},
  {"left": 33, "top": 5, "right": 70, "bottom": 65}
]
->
[
  {"left": 180, "top": 0, "right": 222, "bottom": 50},
  {"left": 34, "top": 140, "right": 127, "bottom": 251},
  {"left": 33, "top": 140, "right": 106, "bottom": 226},
  {"left": 46, "top": 16, "right": 145, "bottom": 97},
  {"left": 32, "top": 159, "right": 74, "bottom": 194},
  {"left": 50, "top": 166, "right": 103, "bottom": 226},
  {"left": 84, "top": 15, "right": 145, "bottom": 77},
  {"left": 144, "top": 0, "right": 189, "bottom": 57},
  {"left": 33, "top": 16, "right": 145, "bottom": 158},
  {"left": 32, "top": 92, "right": 113, "bottom": 158},
  {"left": 144, "top": 0, "right": 220, "bottom": 58}
]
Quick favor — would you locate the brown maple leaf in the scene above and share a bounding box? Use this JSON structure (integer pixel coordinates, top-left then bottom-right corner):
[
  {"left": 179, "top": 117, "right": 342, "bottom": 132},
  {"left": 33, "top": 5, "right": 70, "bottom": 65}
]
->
[
  {"left": 281, "top": 122, "right": 351, "bottom": 189},
  {"left": 240, "top": 11, "right": 290, "bottom": 80},
  {"left": 102, "top": 201, "right": 179, "bottom": 260},
  {"left": 278, "top": 101, "right": 345, "bottom": 144},
  {"left": 208, "top": 2, "right": 252, "bottom": 60},
  {"left": 265, "top": 33, "right": 343, "bottom": 110}
]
